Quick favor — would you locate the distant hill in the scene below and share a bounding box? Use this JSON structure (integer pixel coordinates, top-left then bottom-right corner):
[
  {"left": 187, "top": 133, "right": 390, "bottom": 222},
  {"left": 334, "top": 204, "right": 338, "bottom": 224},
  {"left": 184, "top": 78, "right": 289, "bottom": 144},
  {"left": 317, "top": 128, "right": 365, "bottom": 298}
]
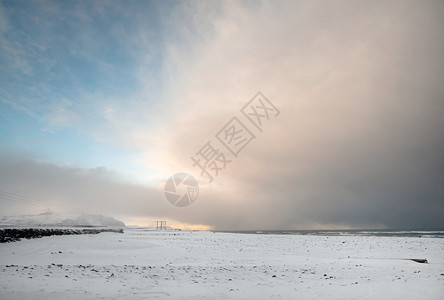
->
[{"left": 0, "top": 210, "right": 125, "bottom": 227}]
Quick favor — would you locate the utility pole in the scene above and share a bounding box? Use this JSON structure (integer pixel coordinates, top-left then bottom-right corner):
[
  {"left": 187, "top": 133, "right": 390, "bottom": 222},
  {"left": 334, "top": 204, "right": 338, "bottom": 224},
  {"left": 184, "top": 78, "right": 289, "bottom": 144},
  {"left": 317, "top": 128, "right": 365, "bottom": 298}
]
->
[{"left": 156, "top": 220, "right": 166, "bottom": 230}]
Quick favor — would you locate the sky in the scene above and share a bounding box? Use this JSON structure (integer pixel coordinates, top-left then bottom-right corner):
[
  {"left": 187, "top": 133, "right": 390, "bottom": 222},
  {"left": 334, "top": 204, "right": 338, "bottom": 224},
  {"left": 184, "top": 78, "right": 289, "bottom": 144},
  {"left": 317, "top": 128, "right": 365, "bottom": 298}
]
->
[{"left": 0, "top": 0, "right": 443, "bottom": 230}]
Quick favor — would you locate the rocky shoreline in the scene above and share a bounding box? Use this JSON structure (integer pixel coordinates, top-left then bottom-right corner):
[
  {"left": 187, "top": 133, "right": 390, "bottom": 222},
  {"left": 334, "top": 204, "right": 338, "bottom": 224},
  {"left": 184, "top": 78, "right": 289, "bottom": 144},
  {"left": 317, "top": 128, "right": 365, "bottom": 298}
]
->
[{"left": 0, "top": 228, "right": 124, "bottom": 243}]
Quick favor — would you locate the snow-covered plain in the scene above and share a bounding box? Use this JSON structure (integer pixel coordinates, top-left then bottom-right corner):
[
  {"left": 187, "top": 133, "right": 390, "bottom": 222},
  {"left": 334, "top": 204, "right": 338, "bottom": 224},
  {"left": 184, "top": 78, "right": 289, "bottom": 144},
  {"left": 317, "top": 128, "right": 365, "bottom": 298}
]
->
[{"left": 1, "top": 229, "right": 443, "bottom": 299}]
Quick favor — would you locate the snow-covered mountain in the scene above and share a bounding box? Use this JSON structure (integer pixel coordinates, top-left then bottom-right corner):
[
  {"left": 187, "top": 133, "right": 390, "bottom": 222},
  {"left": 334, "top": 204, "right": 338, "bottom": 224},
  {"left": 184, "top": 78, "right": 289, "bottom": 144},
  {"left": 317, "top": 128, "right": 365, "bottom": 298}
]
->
[{"left": 0, "top": 210, "right": 125, "bottom": 227}]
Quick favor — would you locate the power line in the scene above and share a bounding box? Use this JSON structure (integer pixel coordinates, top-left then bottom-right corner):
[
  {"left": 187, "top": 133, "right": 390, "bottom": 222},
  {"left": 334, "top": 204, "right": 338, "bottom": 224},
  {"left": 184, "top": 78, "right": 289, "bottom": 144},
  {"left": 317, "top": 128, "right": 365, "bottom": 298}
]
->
[
  {"left": 0, "top": 190, "right": 79, "bottom": 212},
  {"left": 0, "top": 190, "right": 94, "bottom": 214},
  {"left": 0, "top": 194, "right": 49, "bottom": 210}
]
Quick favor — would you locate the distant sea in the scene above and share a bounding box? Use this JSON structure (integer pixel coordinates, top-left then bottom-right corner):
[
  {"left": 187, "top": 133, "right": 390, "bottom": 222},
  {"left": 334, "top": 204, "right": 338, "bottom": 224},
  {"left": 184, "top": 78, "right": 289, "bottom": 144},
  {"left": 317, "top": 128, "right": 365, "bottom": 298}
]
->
[{"left": 215, "top": 229, "right": 444, "bottom": 238}]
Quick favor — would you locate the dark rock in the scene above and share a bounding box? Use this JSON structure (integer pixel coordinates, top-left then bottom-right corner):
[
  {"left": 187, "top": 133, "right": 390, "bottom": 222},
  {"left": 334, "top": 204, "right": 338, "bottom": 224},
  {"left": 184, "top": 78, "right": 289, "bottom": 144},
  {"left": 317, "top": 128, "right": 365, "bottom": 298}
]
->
[{"left": 0, "top": 228, "right": 123, "bottom": 243}]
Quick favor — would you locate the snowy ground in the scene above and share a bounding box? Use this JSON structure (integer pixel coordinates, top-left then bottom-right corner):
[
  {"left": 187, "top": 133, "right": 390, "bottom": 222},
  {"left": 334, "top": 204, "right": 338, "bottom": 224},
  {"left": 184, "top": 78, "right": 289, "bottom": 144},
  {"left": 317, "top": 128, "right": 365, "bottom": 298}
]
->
[{"left": 1, "top": 229, "right": 443, "bottom": 299}]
